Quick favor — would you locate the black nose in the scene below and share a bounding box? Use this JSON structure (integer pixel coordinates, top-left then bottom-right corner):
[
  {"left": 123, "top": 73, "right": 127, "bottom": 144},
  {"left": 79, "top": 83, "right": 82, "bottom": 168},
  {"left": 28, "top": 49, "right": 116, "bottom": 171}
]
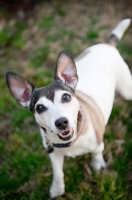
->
[{"left": 55, "top": 117, "right": 68, "bottom": 130}]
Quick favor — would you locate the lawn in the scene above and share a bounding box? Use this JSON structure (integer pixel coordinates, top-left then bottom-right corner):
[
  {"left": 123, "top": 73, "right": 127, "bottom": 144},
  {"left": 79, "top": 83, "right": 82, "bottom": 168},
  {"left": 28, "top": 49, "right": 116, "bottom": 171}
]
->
[{"left": 0, "top": 0, "right": 132, "bottom": 199}]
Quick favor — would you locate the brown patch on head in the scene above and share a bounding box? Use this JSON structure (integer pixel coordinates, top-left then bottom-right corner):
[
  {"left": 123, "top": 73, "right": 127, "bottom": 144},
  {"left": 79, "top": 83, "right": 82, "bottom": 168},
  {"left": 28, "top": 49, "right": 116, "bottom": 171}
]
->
[
  {"left": 30, "top": 79, "right": 74, "bottom": 113},
  {"left": 76, "top": 90, "right": 105, "bottom": 144},
  {"left": 75, "top": 49, "right": 90, "bottom": 62}
]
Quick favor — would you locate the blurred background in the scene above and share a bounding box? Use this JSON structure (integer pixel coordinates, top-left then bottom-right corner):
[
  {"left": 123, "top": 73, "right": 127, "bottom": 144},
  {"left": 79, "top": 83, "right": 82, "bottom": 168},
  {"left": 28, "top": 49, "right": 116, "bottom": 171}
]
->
[{"left": 0, "top": 0, "right": 132, "bottom": 199}]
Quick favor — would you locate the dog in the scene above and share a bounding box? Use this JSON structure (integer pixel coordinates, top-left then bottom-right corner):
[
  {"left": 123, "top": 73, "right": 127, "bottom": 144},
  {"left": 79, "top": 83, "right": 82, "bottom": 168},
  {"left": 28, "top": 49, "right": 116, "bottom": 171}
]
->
[{"left": 6, "top": 19, "right": 131, "bottom": 198}]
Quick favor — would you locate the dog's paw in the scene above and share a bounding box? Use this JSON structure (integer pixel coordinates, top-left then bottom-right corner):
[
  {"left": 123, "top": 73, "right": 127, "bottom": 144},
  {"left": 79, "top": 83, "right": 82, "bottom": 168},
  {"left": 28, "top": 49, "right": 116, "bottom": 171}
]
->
[
  {"left": 90, "top": 156, "right": 106, "bottom": 171},
  {"left": 50, "top": 184, "right": 65, "bottom": 199}
]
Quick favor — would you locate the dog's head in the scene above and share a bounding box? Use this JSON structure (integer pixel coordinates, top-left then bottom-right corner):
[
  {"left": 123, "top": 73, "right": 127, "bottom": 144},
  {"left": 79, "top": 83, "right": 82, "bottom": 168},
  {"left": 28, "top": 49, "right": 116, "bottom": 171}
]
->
[{"left": 6, "top": 51, "right": 80, "bottom": 145}]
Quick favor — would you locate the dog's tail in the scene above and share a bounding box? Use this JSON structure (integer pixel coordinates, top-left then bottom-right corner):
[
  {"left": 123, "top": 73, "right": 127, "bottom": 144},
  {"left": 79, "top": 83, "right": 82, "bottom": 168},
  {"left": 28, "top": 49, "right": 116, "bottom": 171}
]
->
[{"left": 106, "top": 19, "right": 131, "bottom": 46}]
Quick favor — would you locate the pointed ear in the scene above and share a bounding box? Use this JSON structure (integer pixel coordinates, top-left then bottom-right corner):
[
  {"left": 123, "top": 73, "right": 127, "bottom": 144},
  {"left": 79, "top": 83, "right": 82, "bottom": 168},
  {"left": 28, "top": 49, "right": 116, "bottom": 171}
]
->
[
  {"left": 6, "top": 72, "right": 35, "bottom": 108},
  {"left": 54, "top": 51, "right": 78, "bottom": 89}
]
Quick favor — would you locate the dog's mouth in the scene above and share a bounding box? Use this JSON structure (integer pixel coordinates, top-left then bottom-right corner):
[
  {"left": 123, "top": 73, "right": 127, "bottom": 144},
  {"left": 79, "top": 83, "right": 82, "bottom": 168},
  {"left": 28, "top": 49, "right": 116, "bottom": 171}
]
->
[{"left": 58, "top": 129, "right": 74, "bottom": 141}]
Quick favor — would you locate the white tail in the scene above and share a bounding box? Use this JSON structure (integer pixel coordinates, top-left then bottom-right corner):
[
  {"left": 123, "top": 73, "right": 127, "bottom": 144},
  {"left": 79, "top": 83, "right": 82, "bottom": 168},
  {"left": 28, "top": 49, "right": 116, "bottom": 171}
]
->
[
  {"left": 106, "top": 18, "right": 131, "bottom": 46},
  {"left": 112, "top": 18, "right": 131, "bottom": 40}
]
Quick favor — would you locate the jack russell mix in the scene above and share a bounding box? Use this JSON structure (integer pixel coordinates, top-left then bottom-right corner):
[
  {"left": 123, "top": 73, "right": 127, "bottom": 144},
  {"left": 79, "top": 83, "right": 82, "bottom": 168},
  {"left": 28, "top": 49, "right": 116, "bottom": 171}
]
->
[{"left": 6, "top": 19, "right": 131, "bottom": 198}]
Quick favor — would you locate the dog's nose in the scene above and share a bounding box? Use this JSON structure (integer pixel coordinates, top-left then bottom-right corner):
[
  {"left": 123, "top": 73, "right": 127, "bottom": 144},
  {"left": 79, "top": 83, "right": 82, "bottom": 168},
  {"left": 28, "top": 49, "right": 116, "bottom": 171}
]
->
[{"left": 55, "top": 117, "right": 68, "bottom": 130}]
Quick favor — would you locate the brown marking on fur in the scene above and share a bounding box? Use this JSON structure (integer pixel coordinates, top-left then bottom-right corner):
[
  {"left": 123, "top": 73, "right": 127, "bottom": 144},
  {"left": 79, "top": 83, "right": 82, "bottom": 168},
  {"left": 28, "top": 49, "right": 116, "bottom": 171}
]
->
[
  {"left": 106, "top": 34, "right": 119, "bottom": 47},
  {"left": 77, "top": 111, "right": 83, "bottom": 133},
  {"left": 75, "top": 90, "right": 105, "bottom": 144},
  {"left": 70, "top": 105, "right": 89, "bottom": 146},
  {"left": 75, "top": 50, "right": 90, "bottom": 62},
  {"left": 30, "top": 79, "right": 75, "bottom": 112},
  {"left": 76, "top": 103, "right": 89, "bottom": 136}
]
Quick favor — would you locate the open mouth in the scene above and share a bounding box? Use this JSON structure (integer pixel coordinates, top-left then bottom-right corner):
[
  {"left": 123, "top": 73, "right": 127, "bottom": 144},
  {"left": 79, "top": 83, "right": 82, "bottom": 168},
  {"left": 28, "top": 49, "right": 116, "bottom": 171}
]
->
[{"left": 58, "top": 129, "right": 74, "bottom": 141}]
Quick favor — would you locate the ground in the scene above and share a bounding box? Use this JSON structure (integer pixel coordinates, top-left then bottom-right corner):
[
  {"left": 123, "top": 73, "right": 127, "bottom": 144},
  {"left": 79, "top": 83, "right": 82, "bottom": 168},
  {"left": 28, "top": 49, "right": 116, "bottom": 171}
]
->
[{"left": 0, "top": 0, "right": 132, "bottom": 199}]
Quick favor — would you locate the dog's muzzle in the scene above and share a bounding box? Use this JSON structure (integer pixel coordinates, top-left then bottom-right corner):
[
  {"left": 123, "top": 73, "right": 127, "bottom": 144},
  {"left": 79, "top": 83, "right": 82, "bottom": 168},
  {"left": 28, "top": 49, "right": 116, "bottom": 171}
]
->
[{"left": 58, "top": 129, "right": 74, "bottom": 141}]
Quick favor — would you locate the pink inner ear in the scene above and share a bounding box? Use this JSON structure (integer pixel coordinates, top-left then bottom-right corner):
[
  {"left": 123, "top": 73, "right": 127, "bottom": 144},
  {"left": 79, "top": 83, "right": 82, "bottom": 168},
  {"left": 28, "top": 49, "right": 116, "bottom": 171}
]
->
[
  {"left": 61, "top": 65, "right": 75, "bottom": 83},
  {"left": 62, "top": 73, "right": 71, "bottom": 83},
  {"left": 12, "top": 86, "right": 31, "bottom": 102},
  {"left": 22, "top": 88, "right": 31, "bottom": 101},
  {"left": 10, "top": 78, "right": 32, "bottom": 102}
]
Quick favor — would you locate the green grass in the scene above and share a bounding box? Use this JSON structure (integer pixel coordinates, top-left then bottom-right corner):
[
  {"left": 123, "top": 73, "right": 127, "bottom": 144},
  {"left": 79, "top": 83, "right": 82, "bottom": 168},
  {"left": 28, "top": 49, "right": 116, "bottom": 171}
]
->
[
  {"left": 30, "top": 46, "right": 50, "bottom": 68},
  {"left": 0, "top": 28, "right": 12, "bottom": 48},
  {"left": 86, "top": 30, "right": 98, "bottom": 40},
  {"left": 0, "top": 1, "right": 132, "bottom": 199},
  {"left": 38, "top": 16, "right": 54, "bottom": 29}
]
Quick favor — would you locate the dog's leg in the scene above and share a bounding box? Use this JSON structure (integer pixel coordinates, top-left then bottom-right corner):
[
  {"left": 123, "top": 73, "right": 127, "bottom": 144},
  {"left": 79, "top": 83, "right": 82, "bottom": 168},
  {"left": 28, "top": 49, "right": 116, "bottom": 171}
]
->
[
  {"left": 40, "top": 128, "right": 64, "bottom": 197},
  {"left": 49, "top": 152, "right": 65, "bottom": 198},
  {"left": 90, "top": 142, "right": 106, "bottom": 171}
]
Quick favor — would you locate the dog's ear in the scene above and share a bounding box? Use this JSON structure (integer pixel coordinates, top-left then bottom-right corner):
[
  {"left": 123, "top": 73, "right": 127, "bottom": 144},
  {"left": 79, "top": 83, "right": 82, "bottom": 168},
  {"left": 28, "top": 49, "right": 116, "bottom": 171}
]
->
[
  {"left": 54, "top": 51, "right": 78, "bottom": 89},
  {"left": 6, "top": 72, "right": 35, "bottom": 108}
]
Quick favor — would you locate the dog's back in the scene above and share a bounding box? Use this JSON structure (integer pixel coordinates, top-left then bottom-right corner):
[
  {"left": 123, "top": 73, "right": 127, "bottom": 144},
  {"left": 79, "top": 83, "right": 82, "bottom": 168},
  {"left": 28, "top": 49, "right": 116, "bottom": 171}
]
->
[{"left": 76, "top": 19, "right": 131, "bottom": 123}]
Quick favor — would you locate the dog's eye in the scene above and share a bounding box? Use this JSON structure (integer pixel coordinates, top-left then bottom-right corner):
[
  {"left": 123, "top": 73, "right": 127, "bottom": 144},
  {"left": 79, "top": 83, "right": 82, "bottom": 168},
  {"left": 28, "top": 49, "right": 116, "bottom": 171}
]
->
[
  {"left": 62, "top": 93, "right": 71, "bottom": 103},
  {"left": 36, "top": 104, "right": 47, "bottom": 113}
]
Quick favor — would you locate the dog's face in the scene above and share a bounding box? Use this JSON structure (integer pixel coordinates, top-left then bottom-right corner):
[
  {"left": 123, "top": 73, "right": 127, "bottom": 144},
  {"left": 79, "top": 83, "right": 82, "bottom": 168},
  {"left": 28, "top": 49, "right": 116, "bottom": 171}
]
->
[{"left": 6, "top": 51, "right": 79, "bottom": 144}]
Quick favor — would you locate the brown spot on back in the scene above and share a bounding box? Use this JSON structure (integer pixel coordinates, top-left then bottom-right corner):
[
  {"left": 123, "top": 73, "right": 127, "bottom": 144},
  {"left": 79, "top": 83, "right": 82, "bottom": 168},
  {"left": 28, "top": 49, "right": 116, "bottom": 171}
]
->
[{"left": 76, "top": 90, "right": 105, "bottom": 144}]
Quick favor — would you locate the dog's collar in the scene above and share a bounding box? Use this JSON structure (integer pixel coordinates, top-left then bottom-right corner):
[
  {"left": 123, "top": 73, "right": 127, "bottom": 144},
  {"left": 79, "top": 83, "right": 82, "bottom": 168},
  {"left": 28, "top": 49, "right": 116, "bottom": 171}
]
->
[{"left": 52, "top": 141, "right": 71, "bottom": 148}]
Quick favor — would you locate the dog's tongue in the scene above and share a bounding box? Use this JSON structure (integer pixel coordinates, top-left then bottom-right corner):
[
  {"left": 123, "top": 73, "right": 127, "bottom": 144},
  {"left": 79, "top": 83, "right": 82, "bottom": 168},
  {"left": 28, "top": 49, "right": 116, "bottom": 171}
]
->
[
  {"left": 61, "top": 130, "right": 70, "bottom": 136},
  {"left": 58, "top": 129, "right": 74, "bottom": 141}
]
